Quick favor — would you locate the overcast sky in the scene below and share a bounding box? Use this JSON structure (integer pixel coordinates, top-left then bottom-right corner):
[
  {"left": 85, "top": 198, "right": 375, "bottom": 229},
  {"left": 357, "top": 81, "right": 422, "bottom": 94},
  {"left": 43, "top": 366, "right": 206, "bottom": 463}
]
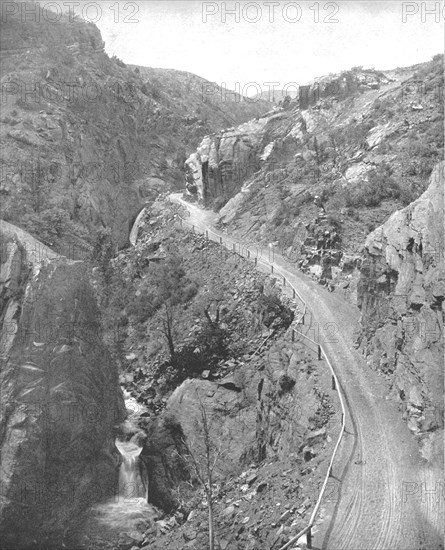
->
[{"left": 88, "top": 1, "right": 443, "bottom": 90}]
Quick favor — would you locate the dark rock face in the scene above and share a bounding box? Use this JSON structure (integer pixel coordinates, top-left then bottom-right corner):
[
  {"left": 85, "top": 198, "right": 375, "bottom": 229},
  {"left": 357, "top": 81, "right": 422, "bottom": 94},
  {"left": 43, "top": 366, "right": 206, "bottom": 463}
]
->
[
  {"left": 0, "top": 221, "right": 124, "bottom": 547},
  {"left": 140, "top": 415, "right": 189, "bottom": 513},
  {"left": 357, "top": 163, "right": 444, "bottom": 464},
  {"left": 184, "top": 113, "right": 298, "bottom": 206}
]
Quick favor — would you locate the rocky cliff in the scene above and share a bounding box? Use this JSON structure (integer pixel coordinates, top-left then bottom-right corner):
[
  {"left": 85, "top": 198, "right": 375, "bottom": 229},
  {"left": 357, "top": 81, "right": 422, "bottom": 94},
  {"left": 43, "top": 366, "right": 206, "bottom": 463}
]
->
[
  {"left": 184, "top": 68, "right": 397, "bottom": 206},
  {"left": 0, "top": 220, "right": 125, "bottom": 548},
  {"left": 0, "top": 1, "right": 271, "bottom": 252},
  {"left": 184, "top": 115, "right": 282, "bottom": 205},
  {"left": 357, "top": 163, "right": 444, "bottom": 465},
  {"left": 184, "top": 59, "right": 443, "bottom": 291}
]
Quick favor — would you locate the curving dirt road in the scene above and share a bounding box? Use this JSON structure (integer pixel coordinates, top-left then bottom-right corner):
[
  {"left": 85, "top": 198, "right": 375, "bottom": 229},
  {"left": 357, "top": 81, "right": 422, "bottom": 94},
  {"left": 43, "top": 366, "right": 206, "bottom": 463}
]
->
[{"left": 168, "top": 194, "right": 444, "bottom": 550}]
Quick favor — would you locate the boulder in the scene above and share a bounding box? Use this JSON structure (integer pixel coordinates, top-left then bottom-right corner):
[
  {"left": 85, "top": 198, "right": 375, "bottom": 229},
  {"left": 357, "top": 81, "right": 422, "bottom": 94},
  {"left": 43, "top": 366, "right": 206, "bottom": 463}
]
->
[{"left": 166, "top": 379, "right": 257, "bottom": 475}]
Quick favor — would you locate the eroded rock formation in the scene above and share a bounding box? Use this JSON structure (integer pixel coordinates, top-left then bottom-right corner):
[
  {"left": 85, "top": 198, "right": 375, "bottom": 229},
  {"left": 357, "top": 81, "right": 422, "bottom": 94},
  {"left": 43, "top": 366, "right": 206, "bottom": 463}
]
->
[{"left": 0, "top": 221, "right": 124, "bottom": 547}]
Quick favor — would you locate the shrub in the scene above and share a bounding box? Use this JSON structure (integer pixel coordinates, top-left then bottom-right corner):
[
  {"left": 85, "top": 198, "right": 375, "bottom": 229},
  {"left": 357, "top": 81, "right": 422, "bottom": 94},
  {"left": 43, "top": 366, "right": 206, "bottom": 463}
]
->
[
  {"left": 212, "top": 196, "right": 228, "bottom": 212},
  {"left": 167, "top": 345, "right": 207, "bottom": 386},
  {"left": 278, "top": 374, "right": 296, "bottom": 396},
  {"left": 195, "top": 323, "right": 230, "bottom": 360},
  {"left": 182, "top": 281, "right": 199, "bottom": 302},
  {"left": 112, "top": 55, "right": 126, "bottom": 68},
  {"left": 376, "top": 141, "right": 389, "bottom": 154},
  {"left": 258, "top": 292, "right": 294, "bottom": 330},
  {"left": 35, "top": 207, "right": 70, "bottom": 241},
  {"left": 399, "top": 184, "right": 417, "bottom": 206},
  {"left": 127, "top": 290, "right": 156, "bottom": 323},
  {"left": 346, "top": 163, "right": 401, "bottom": 207},
  {"left": 327, "top": 213, "right": 342, "bottom": 229}
]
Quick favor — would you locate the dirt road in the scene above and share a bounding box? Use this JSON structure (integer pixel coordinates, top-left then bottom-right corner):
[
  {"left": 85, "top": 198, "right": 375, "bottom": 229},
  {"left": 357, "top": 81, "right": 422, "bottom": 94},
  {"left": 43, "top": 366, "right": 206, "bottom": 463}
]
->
[{"left": 168, "top": 193, "right": 444, "bottom": 550}]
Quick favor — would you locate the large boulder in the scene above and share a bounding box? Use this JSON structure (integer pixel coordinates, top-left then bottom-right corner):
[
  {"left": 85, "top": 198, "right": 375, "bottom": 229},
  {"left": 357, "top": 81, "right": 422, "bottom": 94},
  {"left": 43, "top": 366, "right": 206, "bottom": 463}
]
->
[
  {"left": 166, "top": 379, "right": 257, "bottom": 476},
  {"left": 0, "top": 220, "right": 124, "bottom": 547}
]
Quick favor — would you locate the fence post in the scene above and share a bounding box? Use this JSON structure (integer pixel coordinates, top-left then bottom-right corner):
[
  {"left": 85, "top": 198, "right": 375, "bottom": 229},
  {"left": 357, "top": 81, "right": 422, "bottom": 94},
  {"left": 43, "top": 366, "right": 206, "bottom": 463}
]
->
[
  {"left": 332, "top": 375, "right": 336, "bottom": 390},
  {"left": 307, "top": 527, "right": 312, "bottom": 549},
  {"left": 255, "top": 257, "right": 257, "bottom": 266},
  {"left": 302, "top": 314, "right": 305, "bottom": 325},
  {"left": 283, "top": 276, "right": 286, "bottom": 286},
  {"left": 293, "top": 289, "right": 296, "bottom": 298},
  {"left": 192, "top": 225, "right": 195, "bottom": 233},
  {"left": 318, "top": 345, "right": 322, "bottom": 361},
  {"left": 271, "top": 265, "right": 274, "bottom": 273},
  {"left": 233, "top": 243, "right": 235, "bottom": 253},
  {"left": 292, "top": 330, "right": 295, "bottom": 342},
  {"left": 248, "top": 250, "right": 250, "bottom": 259},
  {"left": 206, "top": 230, "right": 209, "bottom": 240}
]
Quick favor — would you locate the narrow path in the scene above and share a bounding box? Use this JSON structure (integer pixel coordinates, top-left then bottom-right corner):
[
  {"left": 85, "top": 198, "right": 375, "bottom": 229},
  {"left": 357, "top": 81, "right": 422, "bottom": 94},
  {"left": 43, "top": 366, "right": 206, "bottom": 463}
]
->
[{"left": 167, "top": 194, "right": 444, "bottom": 550}]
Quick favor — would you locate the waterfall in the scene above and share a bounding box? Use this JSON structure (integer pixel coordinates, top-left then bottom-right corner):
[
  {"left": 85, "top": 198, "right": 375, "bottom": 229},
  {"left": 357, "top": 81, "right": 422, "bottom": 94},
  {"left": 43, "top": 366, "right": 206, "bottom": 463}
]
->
[
  {"left": 129, "top": 207, "right": 147, "bottom": 246},
  {"left": 77, "top": 381, "right": 154, "bottom": 543},
  {"left": 115, "top": 439, "right": 147, "bottom": 500},
  {"left": 80, "top": 437, "right": 153, "bottom": 543}
]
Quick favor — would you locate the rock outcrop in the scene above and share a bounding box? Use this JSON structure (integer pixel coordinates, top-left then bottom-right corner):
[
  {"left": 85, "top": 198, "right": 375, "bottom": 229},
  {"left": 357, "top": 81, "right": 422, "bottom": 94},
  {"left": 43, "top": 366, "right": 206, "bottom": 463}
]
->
[
  {"left": 164, "top": 339, "right": 332, "bottom": 477},
  {"left": 184, "top": 116, "right": 276, "bottom": 205},
  {"left": 357, "top": 163, "right": 444, "bottom": 464},
  {"left": 298, "top": 68, "right": 393, "bottom": 110},
  {"left": 184, "top": 68, "right": 395, "bottom": 208},
  {"left": 0, "top": 220, "right": 124, "bottom": 547},
  {"left": 140, "top": 415, "right": 190, "bottom": 513}
]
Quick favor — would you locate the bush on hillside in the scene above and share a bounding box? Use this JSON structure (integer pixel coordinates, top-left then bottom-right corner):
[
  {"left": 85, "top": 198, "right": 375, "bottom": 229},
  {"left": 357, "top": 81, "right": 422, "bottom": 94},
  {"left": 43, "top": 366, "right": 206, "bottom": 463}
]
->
[
  {"left": 212, "top": 196, "right": 229, "bottom": 212},
  {"left": 345, "top": 163, "right": 401, "bottom": 207}
]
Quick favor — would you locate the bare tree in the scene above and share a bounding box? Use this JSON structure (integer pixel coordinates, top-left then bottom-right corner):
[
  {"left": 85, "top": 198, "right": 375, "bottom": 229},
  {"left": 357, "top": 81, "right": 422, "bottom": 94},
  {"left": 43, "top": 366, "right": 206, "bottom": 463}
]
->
[
  {"left": 149, "top": 252, "right": 197, "bottom": 363},
  {"left": 160, "top": 301, "right": 176, "bottom": 363},
  {"left": 177, "top": 398, "right": 225, "bottom": 550}
]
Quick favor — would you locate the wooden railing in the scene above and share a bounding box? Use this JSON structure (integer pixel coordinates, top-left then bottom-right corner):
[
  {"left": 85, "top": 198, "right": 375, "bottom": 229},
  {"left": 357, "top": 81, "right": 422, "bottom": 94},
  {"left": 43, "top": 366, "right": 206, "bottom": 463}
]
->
[{"left": 176, "top": 214, "right": 347, "bottom": 550}]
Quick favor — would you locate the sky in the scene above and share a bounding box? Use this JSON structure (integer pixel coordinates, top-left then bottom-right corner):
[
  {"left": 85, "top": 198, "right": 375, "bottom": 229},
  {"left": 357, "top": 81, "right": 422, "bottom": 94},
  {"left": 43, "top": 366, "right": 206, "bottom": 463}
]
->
[{"left": 82, "top": 1, "right": 444, "bottom": 92}]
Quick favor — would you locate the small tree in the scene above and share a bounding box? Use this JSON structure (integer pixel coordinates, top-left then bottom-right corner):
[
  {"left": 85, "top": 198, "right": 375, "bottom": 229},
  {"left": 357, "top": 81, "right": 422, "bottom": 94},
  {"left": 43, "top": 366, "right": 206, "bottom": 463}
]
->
[
  {"left": 92, "top": 227, "right": 115, "bottom": 287},
  {"left": 178, "top": 398, "right": 225, "bottom": 550},
  {"left": 149, "top": 253, "right": 198, "bottom": 363},
  {"left": 22, "top": 158, "right": 50, "bottom": 214},
  {"left": 161, "top": 301, "right": 176, "bottom": 361},
  {"left": 328, "top": 130, "right": 343, "bottom": 166},
  {"left": 313, "top": 137, "right": 321, "bottom": 181},
  {"left": 192, "top": 286, "right": 229, "bottom": 362}
]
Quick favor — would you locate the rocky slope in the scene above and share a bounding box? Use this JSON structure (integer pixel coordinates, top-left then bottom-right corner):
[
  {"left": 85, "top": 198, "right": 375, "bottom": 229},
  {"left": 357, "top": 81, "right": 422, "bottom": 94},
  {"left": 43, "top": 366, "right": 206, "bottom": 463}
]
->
[
  {"left": 0, "top": 1, "right": 270, "bottom": 253},
  {"left": 357, "top": 162, "right": 444, "bottom": 465},
  {"left": 84, "top": 198, "right": 341, "bottom": 549},
  {"left": 0, "top": 220, "right": 125, "bottom": 548},
  {"left": 185, "top": 58, "right": 443, "bottom": 291}
]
